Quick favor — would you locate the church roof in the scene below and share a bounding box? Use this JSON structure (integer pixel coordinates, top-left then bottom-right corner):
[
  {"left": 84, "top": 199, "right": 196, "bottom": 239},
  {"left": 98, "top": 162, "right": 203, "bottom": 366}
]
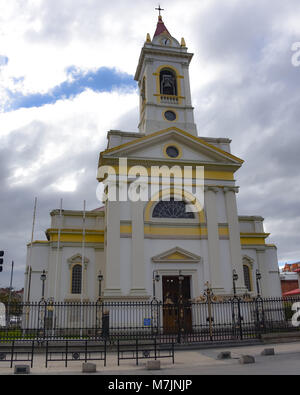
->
[{"left": 153, "top": 16, "right": 171, "bottom": 38}]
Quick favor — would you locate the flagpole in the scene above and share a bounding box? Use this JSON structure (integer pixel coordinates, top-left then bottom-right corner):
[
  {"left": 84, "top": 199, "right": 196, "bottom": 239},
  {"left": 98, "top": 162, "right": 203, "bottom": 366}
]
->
[
  {"left": 53, "top": 198, "right": 63, "bottom": 301},
  {"left": 80, "top": 200, "right": 86, "bottom": 338},
  {"left": 27, "top": 197, "right": 37, "bottom": 302}
]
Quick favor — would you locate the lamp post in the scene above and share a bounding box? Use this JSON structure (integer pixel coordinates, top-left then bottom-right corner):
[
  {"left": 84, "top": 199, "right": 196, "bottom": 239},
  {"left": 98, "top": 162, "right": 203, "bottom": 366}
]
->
[
  {"left": 97, "top": 271, "right": 104, "bottom": 302},
  {"left": 178, "top": 271, "right": 185, "bottom": 342},
  {"left": 40, "top": 270, "right": 46, "bottom": 301},
  {"left": 232, "top": 269, "right": 238, "bottom": 297},
  {"left": 256, "top": 270, "right": 262, "bottom": 297},
  {"left": 152, "top": 271, "right": 160, "bottom": 300}
]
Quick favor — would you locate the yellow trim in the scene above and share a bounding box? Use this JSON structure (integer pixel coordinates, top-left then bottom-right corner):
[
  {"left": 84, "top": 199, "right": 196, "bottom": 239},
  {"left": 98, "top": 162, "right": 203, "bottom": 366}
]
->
[
  {"left": 120, "top": 225, "right": 132, "bottom": 234},
  {"left": 218, "top": 227, "right": 229, "bottom": 237},
  {"left": 98, "top": 163, "right": 235, "bottom": 182},
  {"left": 240, "top": 232, "right": 270, "bottom": 237},
  {"left": 100, "top": 126, "right": 244, "bottom": 164},
  {"left": 27, "top": 240, "right": 49, "bottom": 246},
  {"left": 47, "top": 229, "right": 104, "bottom": 244},
  {"left": 204, "top": 170, "right": 234, "bottom": 181},
  {"left": 119, "top": 225, "right": 230, "bottom": 239},
  {"left": 143, "top": 225, "right": 207, "bottom": 237},
  {"left": 240, "top": 237, "right": 266, "bottom": 245},
  {"left": 162, "top": 142, "right": 182, "bottom": 159}
]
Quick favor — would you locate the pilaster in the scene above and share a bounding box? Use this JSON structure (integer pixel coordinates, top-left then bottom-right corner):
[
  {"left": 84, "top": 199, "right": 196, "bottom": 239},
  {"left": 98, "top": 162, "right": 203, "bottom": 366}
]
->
[
  {"left": 204, "top": 186, "right": 225, "bottom": 294},
  {"left": 224, "top": 187, "right": 247, "bottom": 294},
  {"left": 103, "top": 200, "right": 122, "bottom": 296},
  {"left": 130, "top": 199, "right": 147, "bottom": 296}
]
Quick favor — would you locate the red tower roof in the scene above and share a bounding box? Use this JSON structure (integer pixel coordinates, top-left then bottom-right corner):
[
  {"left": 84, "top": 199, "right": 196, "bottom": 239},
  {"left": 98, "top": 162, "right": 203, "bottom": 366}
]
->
[{"left": 153, "top": 16, "right": 171, "bottom": 38}]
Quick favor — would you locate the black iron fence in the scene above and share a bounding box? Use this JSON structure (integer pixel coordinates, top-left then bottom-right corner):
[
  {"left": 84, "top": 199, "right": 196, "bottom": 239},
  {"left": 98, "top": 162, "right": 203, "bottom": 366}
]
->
[
  {"left": 117, "top": 338, "right": 174, "bottom": 366},
  {"left": 0, "top": 296, "right": 299, "bottom": 344}
]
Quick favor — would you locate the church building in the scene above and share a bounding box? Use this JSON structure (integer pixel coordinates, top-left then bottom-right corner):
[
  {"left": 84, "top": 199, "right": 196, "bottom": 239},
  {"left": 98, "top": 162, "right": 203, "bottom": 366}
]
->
[{"left": 24, "top": 15, "right": 282, "bottom": 303}]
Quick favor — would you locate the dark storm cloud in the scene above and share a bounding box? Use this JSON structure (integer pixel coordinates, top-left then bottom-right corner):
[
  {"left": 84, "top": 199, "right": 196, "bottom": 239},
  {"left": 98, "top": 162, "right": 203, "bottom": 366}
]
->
[
  {"left": 190, "top": 0, "right": 300, "bottom": 265},
  {"left": 0, "top": 118, "right": 106, "bottom": 288}
]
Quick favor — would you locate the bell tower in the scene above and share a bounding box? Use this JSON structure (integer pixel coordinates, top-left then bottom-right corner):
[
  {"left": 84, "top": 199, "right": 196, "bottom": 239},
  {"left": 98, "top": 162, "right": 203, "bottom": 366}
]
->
[{"left": 134, "top": 14, "right": 198, "bottom": 136}]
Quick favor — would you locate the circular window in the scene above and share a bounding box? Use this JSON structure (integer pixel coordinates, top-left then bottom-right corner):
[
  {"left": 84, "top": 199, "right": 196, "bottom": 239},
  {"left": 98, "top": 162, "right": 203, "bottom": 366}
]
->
[
  {"left": 164, "top": 110, "right": 177, "bottom": 122},
  {"left": 166, "top": 145, "right": 179, "bottom": 158}
]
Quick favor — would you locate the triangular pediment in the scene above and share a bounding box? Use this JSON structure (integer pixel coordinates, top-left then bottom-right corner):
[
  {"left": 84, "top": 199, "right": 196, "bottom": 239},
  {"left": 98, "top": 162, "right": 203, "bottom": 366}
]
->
[
  {"left": 152, "top": 246, "right": 201, "bottom": 263},
  {"left": 100, "top": 127, "right": 243, "bottom": 166}
]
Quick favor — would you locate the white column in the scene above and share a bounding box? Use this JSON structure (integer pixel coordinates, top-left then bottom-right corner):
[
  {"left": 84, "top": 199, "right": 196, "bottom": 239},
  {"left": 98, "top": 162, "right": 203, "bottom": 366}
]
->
[
  {"left": 130, "top": 200, "right": 147, "bottom": 296},
  {"left": 181, "top": 62, "right": 192, "bottom": 107},
  {"left": 104, "top": 200, "right": 122, "bottom": 296},
  {"left": 47, "top": 247, "right": 61, "bottom": 301},
  {"left": 256, "top": 249, "right": 269, "bottom": 297},
  {"left": 205, "top": 187, "right": 224, "bottom": 294},
  {"left": 224, "top": 187, "right": 246, "bottom": 293},
  {"left": 145, "top": 59, "right": 154, "bottom": 103}
]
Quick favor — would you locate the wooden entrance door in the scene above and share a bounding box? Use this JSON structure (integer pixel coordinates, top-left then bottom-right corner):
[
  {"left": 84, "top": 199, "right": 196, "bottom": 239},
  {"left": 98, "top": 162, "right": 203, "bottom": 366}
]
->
[{"left": 162, "top": 276, "right": 192, "bottom": 334}]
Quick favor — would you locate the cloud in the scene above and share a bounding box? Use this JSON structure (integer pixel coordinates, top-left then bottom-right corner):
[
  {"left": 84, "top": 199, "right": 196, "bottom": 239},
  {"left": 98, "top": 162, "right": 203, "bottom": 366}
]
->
[
  {"left": 0, "top": 55, "right": 9, "bottom": 66},
  {"left": 0, "top": 88, "right": 138, "bottom": 287},
  {"left": 5, "top": 66, "right": 136, "bottom": 111},
  {"left": 1, "top": 0, "right": 300, "bottom": 289}
]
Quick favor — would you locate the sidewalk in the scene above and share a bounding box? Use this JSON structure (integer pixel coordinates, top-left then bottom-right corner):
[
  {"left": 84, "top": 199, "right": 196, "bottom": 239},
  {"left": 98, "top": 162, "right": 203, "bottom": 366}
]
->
[{"left": 1, "top": 341, "right": 300, "bottom": 375}]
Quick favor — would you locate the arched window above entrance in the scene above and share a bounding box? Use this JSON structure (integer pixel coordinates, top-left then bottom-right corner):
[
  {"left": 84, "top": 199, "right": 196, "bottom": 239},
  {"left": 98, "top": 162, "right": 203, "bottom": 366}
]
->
[{"left": 152, "top": 198, "right": 195, "bottom": 219}]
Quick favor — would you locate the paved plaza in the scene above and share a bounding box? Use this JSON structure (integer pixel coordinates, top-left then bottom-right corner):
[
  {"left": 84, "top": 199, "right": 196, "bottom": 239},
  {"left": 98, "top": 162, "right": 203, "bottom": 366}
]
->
[{"left": 0, "top": 340, "right": 300, "bottom": 375}]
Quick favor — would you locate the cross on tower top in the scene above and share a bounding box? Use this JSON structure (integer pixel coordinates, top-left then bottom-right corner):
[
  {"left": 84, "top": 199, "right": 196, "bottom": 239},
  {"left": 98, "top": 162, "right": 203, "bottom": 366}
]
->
[{"left": 155, "top": 5, "right": 164, "bottom": 18}]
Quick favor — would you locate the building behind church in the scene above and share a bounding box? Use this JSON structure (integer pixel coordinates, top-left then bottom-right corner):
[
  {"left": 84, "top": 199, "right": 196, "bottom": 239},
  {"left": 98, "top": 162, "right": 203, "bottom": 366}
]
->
[{"left": 24, "top": 15, "right": 282, "bottom": 304}]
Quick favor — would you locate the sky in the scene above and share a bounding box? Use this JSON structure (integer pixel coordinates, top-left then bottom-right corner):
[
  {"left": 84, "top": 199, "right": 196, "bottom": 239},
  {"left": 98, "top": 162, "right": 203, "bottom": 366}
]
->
[{"left": 0, "top": 0, "right": 300, "bottom": 289}]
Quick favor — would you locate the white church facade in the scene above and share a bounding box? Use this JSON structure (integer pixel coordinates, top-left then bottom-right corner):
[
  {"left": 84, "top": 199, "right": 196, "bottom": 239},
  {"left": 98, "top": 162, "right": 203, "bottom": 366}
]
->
[{"left": 24, "top": 15, "right": 282, "bottom": 304}]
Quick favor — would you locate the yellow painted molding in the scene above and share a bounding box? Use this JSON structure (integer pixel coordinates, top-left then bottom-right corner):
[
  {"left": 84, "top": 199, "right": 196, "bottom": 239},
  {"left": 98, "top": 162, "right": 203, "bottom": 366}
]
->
[
  {"left": 240, "top": 238, "right": 266, "bottom": 245},
  {"left": 99, "top": 126, "right": 244, "bottom": 164},
  {"left": 240, "top": 232, "right": 270, "bottom": 238},
  {"left": 47, "top": 228, "right": 104, "bottom": 243},
  {"left": 99, "top": 163, "right": 234, "bottom": 180},
  {"left": 119, "top": 224, "right": 230, "bottom": 239}
]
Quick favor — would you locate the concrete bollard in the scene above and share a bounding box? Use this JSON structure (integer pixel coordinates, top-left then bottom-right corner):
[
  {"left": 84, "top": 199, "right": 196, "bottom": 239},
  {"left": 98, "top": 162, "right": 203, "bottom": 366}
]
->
[
  {"left": 239, "top": 355, "right": 255, "bottom": 364},
  {"left": 146, "top": 360, "right": 161, "bottom": 370},
  {"left": 217, "top": 351, "right": 231, "bottom": 360},
  {"left": 261, "top": 348, "right": 275, "bottom": 356},
  {"left": 82, "top": 362, "right": 97, "bottom": 373},
  {"left": 14, "top": 365, "right": 30, "bottom": 374}
]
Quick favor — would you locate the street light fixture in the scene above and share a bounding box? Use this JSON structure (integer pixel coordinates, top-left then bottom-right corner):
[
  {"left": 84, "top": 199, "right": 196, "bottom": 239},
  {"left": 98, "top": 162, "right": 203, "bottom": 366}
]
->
[
  {"left": 40, "top": 270, "right": 46, "bottom": 301},
  {"left": 232, "top": 269, "right": 238, "bottom": 297},
  {"left": 256, "top": 270, "right": 262, "bottom": 297},
  {"left": 97, "top": 271, "right": 104, "bottom": 301},
  {"left": 152, "top": 271, "right": 160, "bottom": 300}
]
